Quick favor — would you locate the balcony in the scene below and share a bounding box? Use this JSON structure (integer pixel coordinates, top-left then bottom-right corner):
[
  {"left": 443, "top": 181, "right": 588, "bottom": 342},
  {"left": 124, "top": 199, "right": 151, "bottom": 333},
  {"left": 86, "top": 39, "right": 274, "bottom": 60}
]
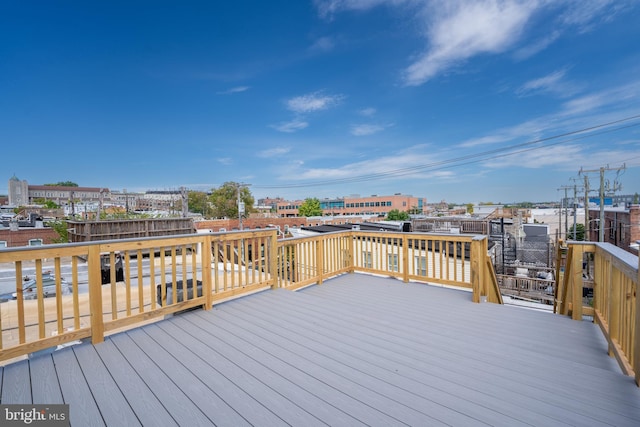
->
[{"left": 0, "top": 230, "right": 639, "bottom": 425}]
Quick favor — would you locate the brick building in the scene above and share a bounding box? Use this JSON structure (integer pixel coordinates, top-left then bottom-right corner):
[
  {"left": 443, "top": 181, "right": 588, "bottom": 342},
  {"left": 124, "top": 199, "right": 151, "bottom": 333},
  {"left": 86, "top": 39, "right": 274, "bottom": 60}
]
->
[
  {"left": 276, "top": 194, "right": 426, "bottom": 217},
  {"left": 587, "top": 205, "right": 640, "bottom": 254}
]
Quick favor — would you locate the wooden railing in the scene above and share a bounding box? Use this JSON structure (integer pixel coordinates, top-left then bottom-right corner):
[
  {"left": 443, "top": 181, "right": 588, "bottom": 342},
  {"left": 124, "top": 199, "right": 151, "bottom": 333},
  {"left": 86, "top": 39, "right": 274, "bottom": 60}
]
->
[
  {"left": 557, "top": 241, "right": 640, "bottom": 386},
  {"left": 0, "top": 230, "right": 500, "bottom": 362}
]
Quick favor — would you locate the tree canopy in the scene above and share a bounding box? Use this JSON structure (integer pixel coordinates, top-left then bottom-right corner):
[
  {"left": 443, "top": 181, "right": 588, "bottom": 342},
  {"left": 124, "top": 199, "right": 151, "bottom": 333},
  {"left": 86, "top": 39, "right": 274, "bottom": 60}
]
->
[
  {"left": 386, "top": 209, "right": 409, "bottom": 221},
  {"left": 298, "top": 198, "right": 323, "bottom": 217},
  {"left": 188, "top": 191, "right": 210, "bottom": 217},
  {"left": 209, "top": 182, "right": 254, "bottom": 219},
  {"left": 44, "top": 181, "right": 78, "bottom": 187}
]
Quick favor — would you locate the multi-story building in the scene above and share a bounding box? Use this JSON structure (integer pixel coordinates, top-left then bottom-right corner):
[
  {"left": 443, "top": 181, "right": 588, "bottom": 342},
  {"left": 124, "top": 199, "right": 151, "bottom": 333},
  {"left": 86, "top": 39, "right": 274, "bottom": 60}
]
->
[
  {"left": 276, "top": 194, "right": 427, "bottom": 217},
  {"left": 587, "top": 204, "right": 640, "bottom": 254},
  {"left": 8, "top": 174, "right": 29, "bottom": 206}
]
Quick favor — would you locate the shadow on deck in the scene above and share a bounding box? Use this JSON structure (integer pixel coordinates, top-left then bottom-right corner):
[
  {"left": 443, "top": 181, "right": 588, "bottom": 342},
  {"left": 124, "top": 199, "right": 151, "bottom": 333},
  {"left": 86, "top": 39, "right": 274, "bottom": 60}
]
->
[{"left": 2, "top": 274, "right": 640, "bottom": 426}]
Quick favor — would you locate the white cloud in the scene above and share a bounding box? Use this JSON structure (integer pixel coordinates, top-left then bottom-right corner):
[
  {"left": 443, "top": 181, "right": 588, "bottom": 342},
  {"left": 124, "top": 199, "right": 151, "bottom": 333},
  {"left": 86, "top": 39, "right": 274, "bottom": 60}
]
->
[
  {"left": 516, "top": 68, "right": 580, "bottom": 98},
  {"left": 351, "top": 123, "right": 385, "bottom": 136},
  {"left": 270, "top": 119, "right": 309, "bottom": 133},
  {"left": 460, "top": 118, "right": 547, "bottom": 148},
  {"left": 314, "top": 0, "right": 407, "bottom": 19},
  {"left": 292, "top": 144, "right": 439, "bottom": 181},
  {"left": 216, "top": 86, "right": 250, "bottom": 95},
  {"left": 309, "top": 36, "right": 335, "bottom": 52},
  {"left": 358, "top": 107, "right": 376, "bottom": 116},
  {"left": 403, "top": 0, "right": 538, "bottom": 86},
  {"left": 217, "top": 157, "right": 232, "bottom": 165},
  {"left": 258, "top": 147, "right": 291, "bottom": 158},
  {"left": 514, "top": 30, "right": 561, "bottom": 60},
  {"left": 317, "top": 1, "right": 633, "bottom": 86},
  {"left": 286, "top": 91, "right": 345, "bottom": 113}
]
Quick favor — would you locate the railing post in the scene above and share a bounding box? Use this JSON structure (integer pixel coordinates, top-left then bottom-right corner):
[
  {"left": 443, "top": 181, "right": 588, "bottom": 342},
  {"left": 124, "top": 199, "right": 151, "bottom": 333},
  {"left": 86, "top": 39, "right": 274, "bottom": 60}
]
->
[
  {"left": 571, "top": 245, "right": 584, "bottom": 321},
  {"left": 270, "top": 230, "right": 278, "bottom": 289},
  {"left": 402, "top": 235, "right": 409, "bottom": 283},
  {"left": 348, "top": 232, "right": 356, "bottom": 273},
  {"left": 316, "top": 237, "right": 324, "bottom": 285},
  {"left": 88, "top": 244, "right": 105, "bottom": 344},
  {"left": 203, "top": 234, "right": 213, "bottom": 310},
  {"left": 471, "top": 237, "right": 482, "bottom": 303}
]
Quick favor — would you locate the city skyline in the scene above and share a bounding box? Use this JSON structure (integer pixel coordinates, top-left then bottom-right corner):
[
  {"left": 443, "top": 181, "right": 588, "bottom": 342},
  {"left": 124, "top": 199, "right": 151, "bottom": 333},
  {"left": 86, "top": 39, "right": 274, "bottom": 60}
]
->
[{"left": 2, "top": 1, "right": 640, "bottom": 204}]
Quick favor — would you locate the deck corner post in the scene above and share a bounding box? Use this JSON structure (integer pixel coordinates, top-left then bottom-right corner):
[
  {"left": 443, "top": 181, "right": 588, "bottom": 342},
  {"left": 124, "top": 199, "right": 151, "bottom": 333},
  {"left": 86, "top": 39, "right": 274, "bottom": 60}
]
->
[
  {"left": 270, "top": 230, "right": 279, "bottom": 289},
  {"left": 203, "top": 234, "right": 213, "bottom": 310},
  {"left": 402, "top": 235, "right": 409, "bottom": 283},
  {"left": 88, "top": 244, "right": 105, "bottom": 344},
  {"left": 471, "top": 237, "right": 482, "bottom": 303},
  {"left": 316, "top": 238, "right": 324, "bottom": 285}
]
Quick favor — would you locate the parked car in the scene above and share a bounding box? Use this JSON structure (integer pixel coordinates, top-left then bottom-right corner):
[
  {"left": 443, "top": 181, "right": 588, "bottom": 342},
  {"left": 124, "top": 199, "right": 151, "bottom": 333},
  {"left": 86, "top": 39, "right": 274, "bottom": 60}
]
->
[{"left": 12, "top": 273, "right": 72, "bottom": 300}]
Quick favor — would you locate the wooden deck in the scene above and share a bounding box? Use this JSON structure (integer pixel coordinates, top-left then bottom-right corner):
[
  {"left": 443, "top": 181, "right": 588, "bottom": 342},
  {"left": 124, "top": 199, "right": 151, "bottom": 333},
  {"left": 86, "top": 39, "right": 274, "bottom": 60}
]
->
[{"left": 2, "top": 273, "right": 640, "bottom": 426}]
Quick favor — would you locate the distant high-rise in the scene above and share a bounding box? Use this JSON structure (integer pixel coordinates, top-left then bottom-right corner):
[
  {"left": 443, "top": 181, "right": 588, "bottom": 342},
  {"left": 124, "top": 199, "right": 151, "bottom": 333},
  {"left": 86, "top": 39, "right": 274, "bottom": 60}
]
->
[{"left": 8, "top": 174, "right": 29, "bottom": 206}]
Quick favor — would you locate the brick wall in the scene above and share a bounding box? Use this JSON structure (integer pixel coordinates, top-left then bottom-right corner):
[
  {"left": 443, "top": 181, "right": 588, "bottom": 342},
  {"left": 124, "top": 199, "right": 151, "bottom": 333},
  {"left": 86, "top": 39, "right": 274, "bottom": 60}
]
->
[{"left": 0, "top": 228, "right": 59, "bottom": 248}]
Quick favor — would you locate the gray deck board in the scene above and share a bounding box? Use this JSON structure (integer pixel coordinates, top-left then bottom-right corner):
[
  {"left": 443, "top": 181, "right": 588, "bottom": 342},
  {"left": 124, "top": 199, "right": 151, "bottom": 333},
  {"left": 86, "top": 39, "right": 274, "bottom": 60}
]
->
[
  {"left": 29, "top": 354, "right": 64, "bottom": 404},
  {"left": 2, "top": 273, "right": 640, "bottom": 426},
  {"left": 92, "top": 339, "right": 177, "bottom": 427},
  {"left": 1, "top": 359, "right": 31, "bottom": 404},
  {"left": 110, "top": 329, "right": 235, "bottom": 427},
  {"left": 73, "top": 344, "right": 142, "bottom": 426},
  {"left": 52, "top": 348, "right": 105, "bottom": 427}
]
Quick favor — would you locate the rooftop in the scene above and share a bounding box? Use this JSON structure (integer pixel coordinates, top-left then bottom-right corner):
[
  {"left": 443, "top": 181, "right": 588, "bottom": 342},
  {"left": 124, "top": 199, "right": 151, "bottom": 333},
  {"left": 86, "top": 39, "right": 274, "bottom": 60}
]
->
[{"left": 2, "top": 274, "right": 640, "bottom": 426}]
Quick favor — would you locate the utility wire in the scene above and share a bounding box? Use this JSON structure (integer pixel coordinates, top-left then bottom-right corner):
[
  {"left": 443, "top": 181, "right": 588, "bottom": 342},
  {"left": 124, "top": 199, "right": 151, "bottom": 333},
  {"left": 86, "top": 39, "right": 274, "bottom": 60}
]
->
[{"left": 253, "top": 113, "right": 640, "bottom": 189}]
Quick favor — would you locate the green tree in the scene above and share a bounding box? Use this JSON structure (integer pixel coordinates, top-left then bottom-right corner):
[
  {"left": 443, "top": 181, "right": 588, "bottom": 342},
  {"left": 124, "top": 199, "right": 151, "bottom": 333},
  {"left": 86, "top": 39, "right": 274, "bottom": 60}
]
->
[
  {"left": 44, "top": 181, "right": 78, "bottom": 187},
  {"left": 466, "top": 203, "right": 474, "bottom": 214},
  {"left": 188, "top": 191, "right": 210, "bottom": 217},
  {"left": 48, "top": 220, "right": 69, "bottom": 243},
  {"left": 386, "top": 209, "right": 409, "bottom": 221},
  {"left": 209, "top": 182, "right": 254, "bottom": 219},
  {"left": 567, "top": 223, "right": 586, "bottom": 241},
  {"left": 298, "top": 198, "right": 323, "bottom": 217}
]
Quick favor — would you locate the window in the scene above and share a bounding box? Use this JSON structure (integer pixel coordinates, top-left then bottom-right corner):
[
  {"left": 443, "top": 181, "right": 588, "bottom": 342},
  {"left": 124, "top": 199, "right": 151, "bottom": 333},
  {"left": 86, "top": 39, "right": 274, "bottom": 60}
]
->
[
  {"left": 28, "top": 239, "right": 43, "bottom": 246},
  {"left": 609, "top": 220, "right": 615, "bottom": 240},
  {"left": 0, "top": 241, "right": 6, "bottom": 248},
  {"left": 387, "top": 253, "right": 399, "bottom": 272}
]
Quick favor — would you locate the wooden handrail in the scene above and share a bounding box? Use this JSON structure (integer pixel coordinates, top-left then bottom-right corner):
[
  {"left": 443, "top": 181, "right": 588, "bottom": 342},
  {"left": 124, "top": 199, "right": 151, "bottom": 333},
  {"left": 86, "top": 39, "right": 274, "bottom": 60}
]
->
[{"left": 560, "top": 241, "right": 639, "bottom": 386}]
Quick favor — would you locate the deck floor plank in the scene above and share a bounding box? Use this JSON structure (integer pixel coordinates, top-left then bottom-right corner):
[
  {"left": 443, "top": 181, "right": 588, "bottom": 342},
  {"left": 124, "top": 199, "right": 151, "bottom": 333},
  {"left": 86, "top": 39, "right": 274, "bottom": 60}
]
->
[
  {"left": 144, "top": 322, "right": 313, "bottom": 427},
  {"left": 170, "top": 310, "right": 376, "bottom": 427},
  {"left": 248, "top": 284, "right": 638, "bottom": 426},
  {"left": 93, "top": 339, "right": 177, "bottom": 427},
  {"left": 72, "top": 344, "right": 142, "bottom": 426},
  {"left": 110, "top": 330, "right": 235, "bottom": 427},
  {"left": 52, "top": 348, "right": 105, "bottom": 427},
  {"left": 1, "top": 359, "right": 31, "bottom": 404},
  {"left": 29, "top": 354, "right": 64, "bottom": 404}
]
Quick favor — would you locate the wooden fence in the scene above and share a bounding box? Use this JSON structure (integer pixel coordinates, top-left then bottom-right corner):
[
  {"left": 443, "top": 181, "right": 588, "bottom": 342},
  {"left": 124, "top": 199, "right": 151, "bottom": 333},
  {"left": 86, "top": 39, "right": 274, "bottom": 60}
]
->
[{"left": 0, "top": 230, "right": 500, "bottom": 362}]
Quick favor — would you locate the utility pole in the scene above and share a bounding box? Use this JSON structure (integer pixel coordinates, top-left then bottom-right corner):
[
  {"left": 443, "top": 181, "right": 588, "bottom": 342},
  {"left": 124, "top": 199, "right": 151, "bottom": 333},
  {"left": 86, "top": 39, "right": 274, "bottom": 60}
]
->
[
  {"left": 180, "top": 186, "right": 188, "bottom": 218},
  {"left": 558, "top": 186, "right": 572, "bottom": 240},
  {"left": 236, "top": 183, "right": 251, "bottom": 230},
  {"left": 579, "top": 164, "right": 625, "bottom": 242},
  {"left": 583, "top": 175, "right": 590, "bottom": 241}
]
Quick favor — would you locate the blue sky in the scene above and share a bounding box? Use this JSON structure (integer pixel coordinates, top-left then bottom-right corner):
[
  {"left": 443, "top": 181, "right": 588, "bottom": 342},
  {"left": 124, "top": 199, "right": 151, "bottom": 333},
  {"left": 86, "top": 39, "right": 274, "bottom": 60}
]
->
[{"left": 2, "top": 1, "right": 640, "bottom": 204}]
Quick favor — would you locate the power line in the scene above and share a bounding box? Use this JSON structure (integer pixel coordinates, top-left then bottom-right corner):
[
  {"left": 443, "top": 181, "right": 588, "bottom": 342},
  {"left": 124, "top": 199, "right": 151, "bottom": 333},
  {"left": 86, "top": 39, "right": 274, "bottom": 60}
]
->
[{"left": 253, "top": 113, "right": 640, "bottom": 190}]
